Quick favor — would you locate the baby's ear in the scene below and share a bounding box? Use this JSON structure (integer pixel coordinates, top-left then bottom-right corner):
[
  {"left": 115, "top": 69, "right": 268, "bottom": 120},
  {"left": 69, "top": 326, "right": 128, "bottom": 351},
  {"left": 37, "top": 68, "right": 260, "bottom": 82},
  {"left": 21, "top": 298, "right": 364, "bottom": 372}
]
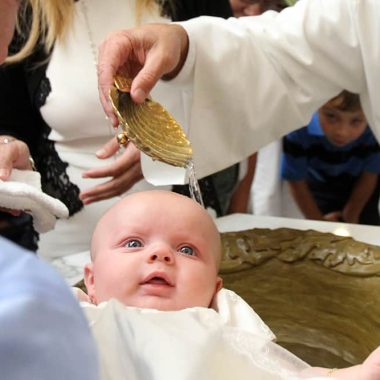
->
[
  {"left": 215, "top": 276, "right": 223, "bottom": 294},
  {"left": 84, "top": 263, "right": 97, "bottom": 304},
  {"left": 209, "top": 277, "right": 224, "bottom": 308}
]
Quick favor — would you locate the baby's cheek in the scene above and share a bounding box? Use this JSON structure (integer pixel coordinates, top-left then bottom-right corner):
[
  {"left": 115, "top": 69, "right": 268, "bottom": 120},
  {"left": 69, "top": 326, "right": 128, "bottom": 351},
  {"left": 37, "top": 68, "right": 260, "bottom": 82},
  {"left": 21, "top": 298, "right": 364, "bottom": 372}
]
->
[{"left": 92, "top": 272, "right": 117, "bottom": 302}]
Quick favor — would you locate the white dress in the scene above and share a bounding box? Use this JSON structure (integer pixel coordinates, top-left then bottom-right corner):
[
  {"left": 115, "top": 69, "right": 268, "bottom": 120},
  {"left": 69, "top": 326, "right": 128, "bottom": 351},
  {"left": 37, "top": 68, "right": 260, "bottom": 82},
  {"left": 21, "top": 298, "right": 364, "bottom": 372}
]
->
[
  {"left": 142, "top": 0, "right": 380, "bottom": 186},
  {"left": 82, "top": 289, "right": 332, "bottom": 380},
  {"left": 38, "top": 0, "right": 189, "bottom": 258}
]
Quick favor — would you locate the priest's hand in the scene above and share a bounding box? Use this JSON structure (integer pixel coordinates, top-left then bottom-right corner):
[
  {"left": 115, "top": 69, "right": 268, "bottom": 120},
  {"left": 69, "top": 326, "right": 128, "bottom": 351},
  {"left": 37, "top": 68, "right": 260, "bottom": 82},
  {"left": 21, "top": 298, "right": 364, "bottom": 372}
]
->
[{"left": 97, "top": 23, "right": 189, "bottom": 126}]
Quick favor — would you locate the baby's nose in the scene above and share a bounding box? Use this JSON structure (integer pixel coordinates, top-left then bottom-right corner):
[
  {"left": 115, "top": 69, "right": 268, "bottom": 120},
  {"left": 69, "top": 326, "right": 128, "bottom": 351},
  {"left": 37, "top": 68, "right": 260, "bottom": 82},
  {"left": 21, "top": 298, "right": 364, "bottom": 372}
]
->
[{"left": 148, "top": 246, "right": 174, "bottom": 264}]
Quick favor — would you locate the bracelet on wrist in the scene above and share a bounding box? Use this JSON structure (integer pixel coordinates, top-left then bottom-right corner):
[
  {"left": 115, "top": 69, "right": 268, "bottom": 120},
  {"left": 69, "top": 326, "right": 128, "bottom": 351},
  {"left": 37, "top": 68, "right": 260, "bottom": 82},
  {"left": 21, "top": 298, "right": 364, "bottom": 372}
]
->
[{"left": 28, "top": 156, "right": 37, "bottom": 171}]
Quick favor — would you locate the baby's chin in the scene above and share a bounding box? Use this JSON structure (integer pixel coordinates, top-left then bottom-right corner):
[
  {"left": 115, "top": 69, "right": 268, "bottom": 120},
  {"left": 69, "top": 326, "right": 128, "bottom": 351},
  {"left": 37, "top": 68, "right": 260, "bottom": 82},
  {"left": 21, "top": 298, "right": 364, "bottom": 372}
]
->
[{"left": 110, "top": 295, "right": 211, "bottom": 311}]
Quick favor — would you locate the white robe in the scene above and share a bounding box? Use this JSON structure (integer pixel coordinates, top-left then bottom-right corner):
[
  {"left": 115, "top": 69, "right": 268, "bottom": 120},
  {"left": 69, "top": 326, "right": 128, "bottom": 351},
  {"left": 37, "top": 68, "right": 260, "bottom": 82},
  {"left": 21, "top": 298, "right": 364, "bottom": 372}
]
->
[
  {"left": 82, "top": 289, "right": 331, "bottom": 380},
  {"left": 143, "top": 0, "right": 380, "bottom": 184}
]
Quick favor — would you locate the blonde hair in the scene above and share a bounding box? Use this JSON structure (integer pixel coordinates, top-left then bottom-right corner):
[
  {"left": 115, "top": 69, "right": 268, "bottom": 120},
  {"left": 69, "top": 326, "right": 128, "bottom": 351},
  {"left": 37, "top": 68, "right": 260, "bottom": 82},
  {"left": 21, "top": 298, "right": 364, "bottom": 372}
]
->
[
  {"left": 6, "top": 0, "right": 159, "bottom": 63},
  {"left": 136, "top": 0, "right": 160, "bottom": 24}
]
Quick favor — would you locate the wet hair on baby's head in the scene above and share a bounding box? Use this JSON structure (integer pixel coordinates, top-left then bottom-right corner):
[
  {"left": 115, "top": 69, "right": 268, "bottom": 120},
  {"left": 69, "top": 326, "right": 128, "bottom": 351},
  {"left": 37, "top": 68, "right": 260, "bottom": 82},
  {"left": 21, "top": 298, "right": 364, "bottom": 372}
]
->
[{"left": 89, "top": 190, "right": 222, "bottom": 265}]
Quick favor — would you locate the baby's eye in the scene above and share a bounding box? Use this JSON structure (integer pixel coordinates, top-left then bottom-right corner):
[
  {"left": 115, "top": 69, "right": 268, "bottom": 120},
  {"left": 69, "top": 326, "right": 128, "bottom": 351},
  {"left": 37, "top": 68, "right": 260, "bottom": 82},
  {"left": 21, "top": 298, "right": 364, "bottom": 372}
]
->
[
  {"left": 125, "top": 239, "right": 142, "bottom": 248},
  {"left": 178, "top": 246, "right": 196, "bottom": 256}
]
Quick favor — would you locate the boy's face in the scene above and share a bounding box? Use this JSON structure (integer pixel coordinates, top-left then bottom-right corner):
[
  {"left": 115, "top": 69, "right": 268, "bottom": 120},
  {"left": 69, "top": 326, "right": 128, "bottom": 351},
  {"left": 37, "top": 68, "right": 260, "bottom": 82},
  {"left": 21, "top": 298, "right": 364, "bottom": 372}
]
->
[
  {"left": 229, "top": 0, "right": 282, "bottom": 17},
  {"left": 318, "top": 103, "right": 367, "bottom": 147},
  {"left": 85, "top": 191, "right": 222, "bottom": 311},
  {"left": 229, "top": 0, "right": 261, "bottom": 17}
]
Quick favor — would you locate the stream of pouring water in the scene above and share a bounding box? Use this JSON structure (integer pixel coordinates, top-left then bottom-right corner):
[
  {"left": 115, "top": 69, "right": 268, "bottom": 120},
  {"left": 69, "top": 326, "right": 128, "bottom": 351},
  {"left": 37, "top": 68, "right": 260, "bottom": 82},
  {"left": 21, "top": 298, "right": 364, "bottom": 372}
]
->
[{"left": 186, "top": 160, "right": 204, "bottom": 207}]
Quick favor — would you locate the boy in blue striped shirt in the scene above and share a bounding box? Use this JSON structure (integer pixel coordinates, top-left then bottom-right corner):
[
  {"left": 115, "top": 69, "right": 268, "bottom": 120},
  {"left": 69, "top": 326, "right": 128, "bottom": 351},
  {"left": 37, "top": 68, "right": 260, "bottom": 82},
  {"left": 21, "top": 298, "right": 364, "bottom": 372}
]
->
[{"left": 281, "top": 91, "right": 380, "bottom": 225}]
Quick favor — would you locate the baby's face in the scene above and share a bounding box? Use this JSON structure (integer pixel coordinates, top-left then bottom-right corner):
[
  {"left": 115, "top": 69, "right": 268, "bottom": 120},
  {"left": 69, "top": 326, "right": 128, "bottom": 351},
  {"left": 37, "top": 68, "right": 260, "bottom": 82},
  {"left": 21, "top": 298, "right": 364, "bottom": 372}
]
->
[{"left": 85, "top": 191, "right": 222, "bottom": 311}]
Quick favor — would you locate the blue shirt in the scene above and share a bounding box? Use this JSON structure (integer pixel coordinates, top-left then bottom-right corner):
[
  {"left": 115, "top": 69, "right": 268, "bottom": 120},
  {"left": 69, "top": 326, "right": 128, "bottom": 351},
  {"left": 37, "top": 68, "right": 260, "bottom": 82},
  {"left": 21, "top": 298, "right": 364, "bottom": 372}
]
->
[{"left": 281, "top": 113, "right": 380, "bottom": 183}]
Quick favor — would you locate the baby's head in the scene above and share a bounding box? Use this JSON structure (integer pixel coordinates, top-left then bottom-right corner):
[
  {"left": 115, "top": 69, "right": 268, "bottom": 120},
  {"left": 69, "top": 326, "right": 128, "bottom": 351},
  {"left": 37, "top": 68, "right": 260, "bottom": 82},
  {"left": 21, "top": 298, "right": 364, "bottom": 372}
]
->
[
  {"left": 319, "top": 90, "right": 367, "bottom": 147},
  {"left": 85, "top": 190, "right": 223, "bottom": 311}
]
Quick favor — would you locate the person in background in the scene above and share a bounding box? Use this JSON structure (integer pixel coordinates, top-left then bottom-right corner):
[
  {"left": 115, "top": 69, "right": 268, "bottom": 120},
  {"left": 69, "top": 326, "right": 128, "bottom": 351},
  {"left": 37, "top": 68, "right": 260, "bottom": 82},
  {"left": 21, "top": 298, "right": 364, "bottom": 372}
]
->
[
  {"left": 281, "top": 91, "right": 380, "bottom": 225},
  {"left": 0, "top": 0, "right": 255, "bottom": 256},
  {"left": 2, "top": 0, "right": 162, "bottom": 254},
  {"left": 229, "top": 0, "right": 286, "bottom": 17}
]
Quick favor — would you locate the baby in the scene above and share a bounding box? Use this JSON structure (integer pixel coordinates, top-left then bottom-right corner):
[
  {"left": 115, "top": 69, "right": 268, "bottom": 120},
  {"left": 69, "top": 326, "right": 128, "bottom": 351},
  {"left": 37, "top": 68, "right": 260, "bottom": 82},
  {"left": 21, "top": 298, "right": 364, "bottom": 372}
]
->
[
  {"left": 84, "top": 190, "right": 223, "bottom": 311},
  {"left": 82, "top": 190, "right": 380, "bottom": 380}
]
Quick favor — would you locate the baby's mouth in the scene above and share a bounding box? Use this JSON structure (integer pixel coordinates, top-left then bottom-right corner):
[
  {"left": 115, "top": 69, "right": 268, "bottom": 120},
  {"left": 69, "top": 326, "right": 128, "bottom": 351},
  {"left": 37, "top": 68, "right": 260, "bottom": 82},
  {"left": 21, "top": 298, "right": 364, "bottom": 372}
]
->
[
  {"left": 141, "top": 273, "right": 174, "bottom": 287},
  {"left": 147, "top": 277, "right": 169, "bottom": 285}
]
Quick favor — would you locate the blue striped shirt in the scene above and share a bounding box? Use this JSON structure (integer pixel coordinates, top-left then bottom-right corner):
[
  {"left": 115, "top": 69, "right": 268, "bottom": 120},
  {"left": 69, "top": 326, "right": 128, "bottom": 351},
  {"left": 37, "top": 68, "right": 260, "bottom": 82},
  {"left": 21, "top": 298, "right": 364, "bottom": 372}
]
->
[{"left": 281, "top": 113, "right": 380, "bottom": 183}]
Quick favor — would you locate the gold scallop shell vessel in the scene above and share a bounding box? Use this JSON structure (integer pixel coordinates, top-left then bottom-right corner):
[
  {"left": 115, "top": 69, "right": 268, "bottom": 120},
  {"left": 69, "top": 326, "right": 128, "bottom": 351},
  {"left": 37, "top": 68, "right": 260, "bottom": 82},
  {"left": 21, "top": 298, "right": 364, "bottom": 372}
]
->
[{"left": 109, "top": 74, "right": 192, "bottom": 168}]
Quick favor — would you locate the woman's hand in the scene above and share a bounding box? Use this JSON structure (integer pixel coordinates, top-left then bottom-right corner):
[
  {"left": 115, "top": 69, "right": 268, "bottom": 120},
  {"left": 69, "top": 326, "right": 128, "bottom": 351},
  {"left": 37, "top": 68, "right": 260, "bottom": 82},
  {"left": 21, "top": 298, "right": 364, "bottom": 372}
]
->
[
  {"left": 0, "top": 136, "right": 34, "bottom": 215},
  {"left": 79, "top": 137, "right": 143, "bottom": 205},
  {"left": 0, "top": 136, "right": 34, "bottom": 180},
  {"left": 97, "top": 23, "right": 189, "bottom": 126}
]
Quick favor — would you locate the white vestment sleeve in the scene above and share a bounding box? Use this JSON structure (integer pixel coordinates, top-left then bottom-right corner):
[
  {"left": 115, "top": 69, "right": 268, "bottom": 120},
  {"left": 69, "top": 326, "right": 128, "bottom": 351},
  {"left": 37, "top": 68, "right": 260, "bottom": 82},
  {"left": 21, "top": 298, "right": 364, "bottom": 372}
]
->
[{"left": 152, "top": 0, "right": 379, "bottom": 182}]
